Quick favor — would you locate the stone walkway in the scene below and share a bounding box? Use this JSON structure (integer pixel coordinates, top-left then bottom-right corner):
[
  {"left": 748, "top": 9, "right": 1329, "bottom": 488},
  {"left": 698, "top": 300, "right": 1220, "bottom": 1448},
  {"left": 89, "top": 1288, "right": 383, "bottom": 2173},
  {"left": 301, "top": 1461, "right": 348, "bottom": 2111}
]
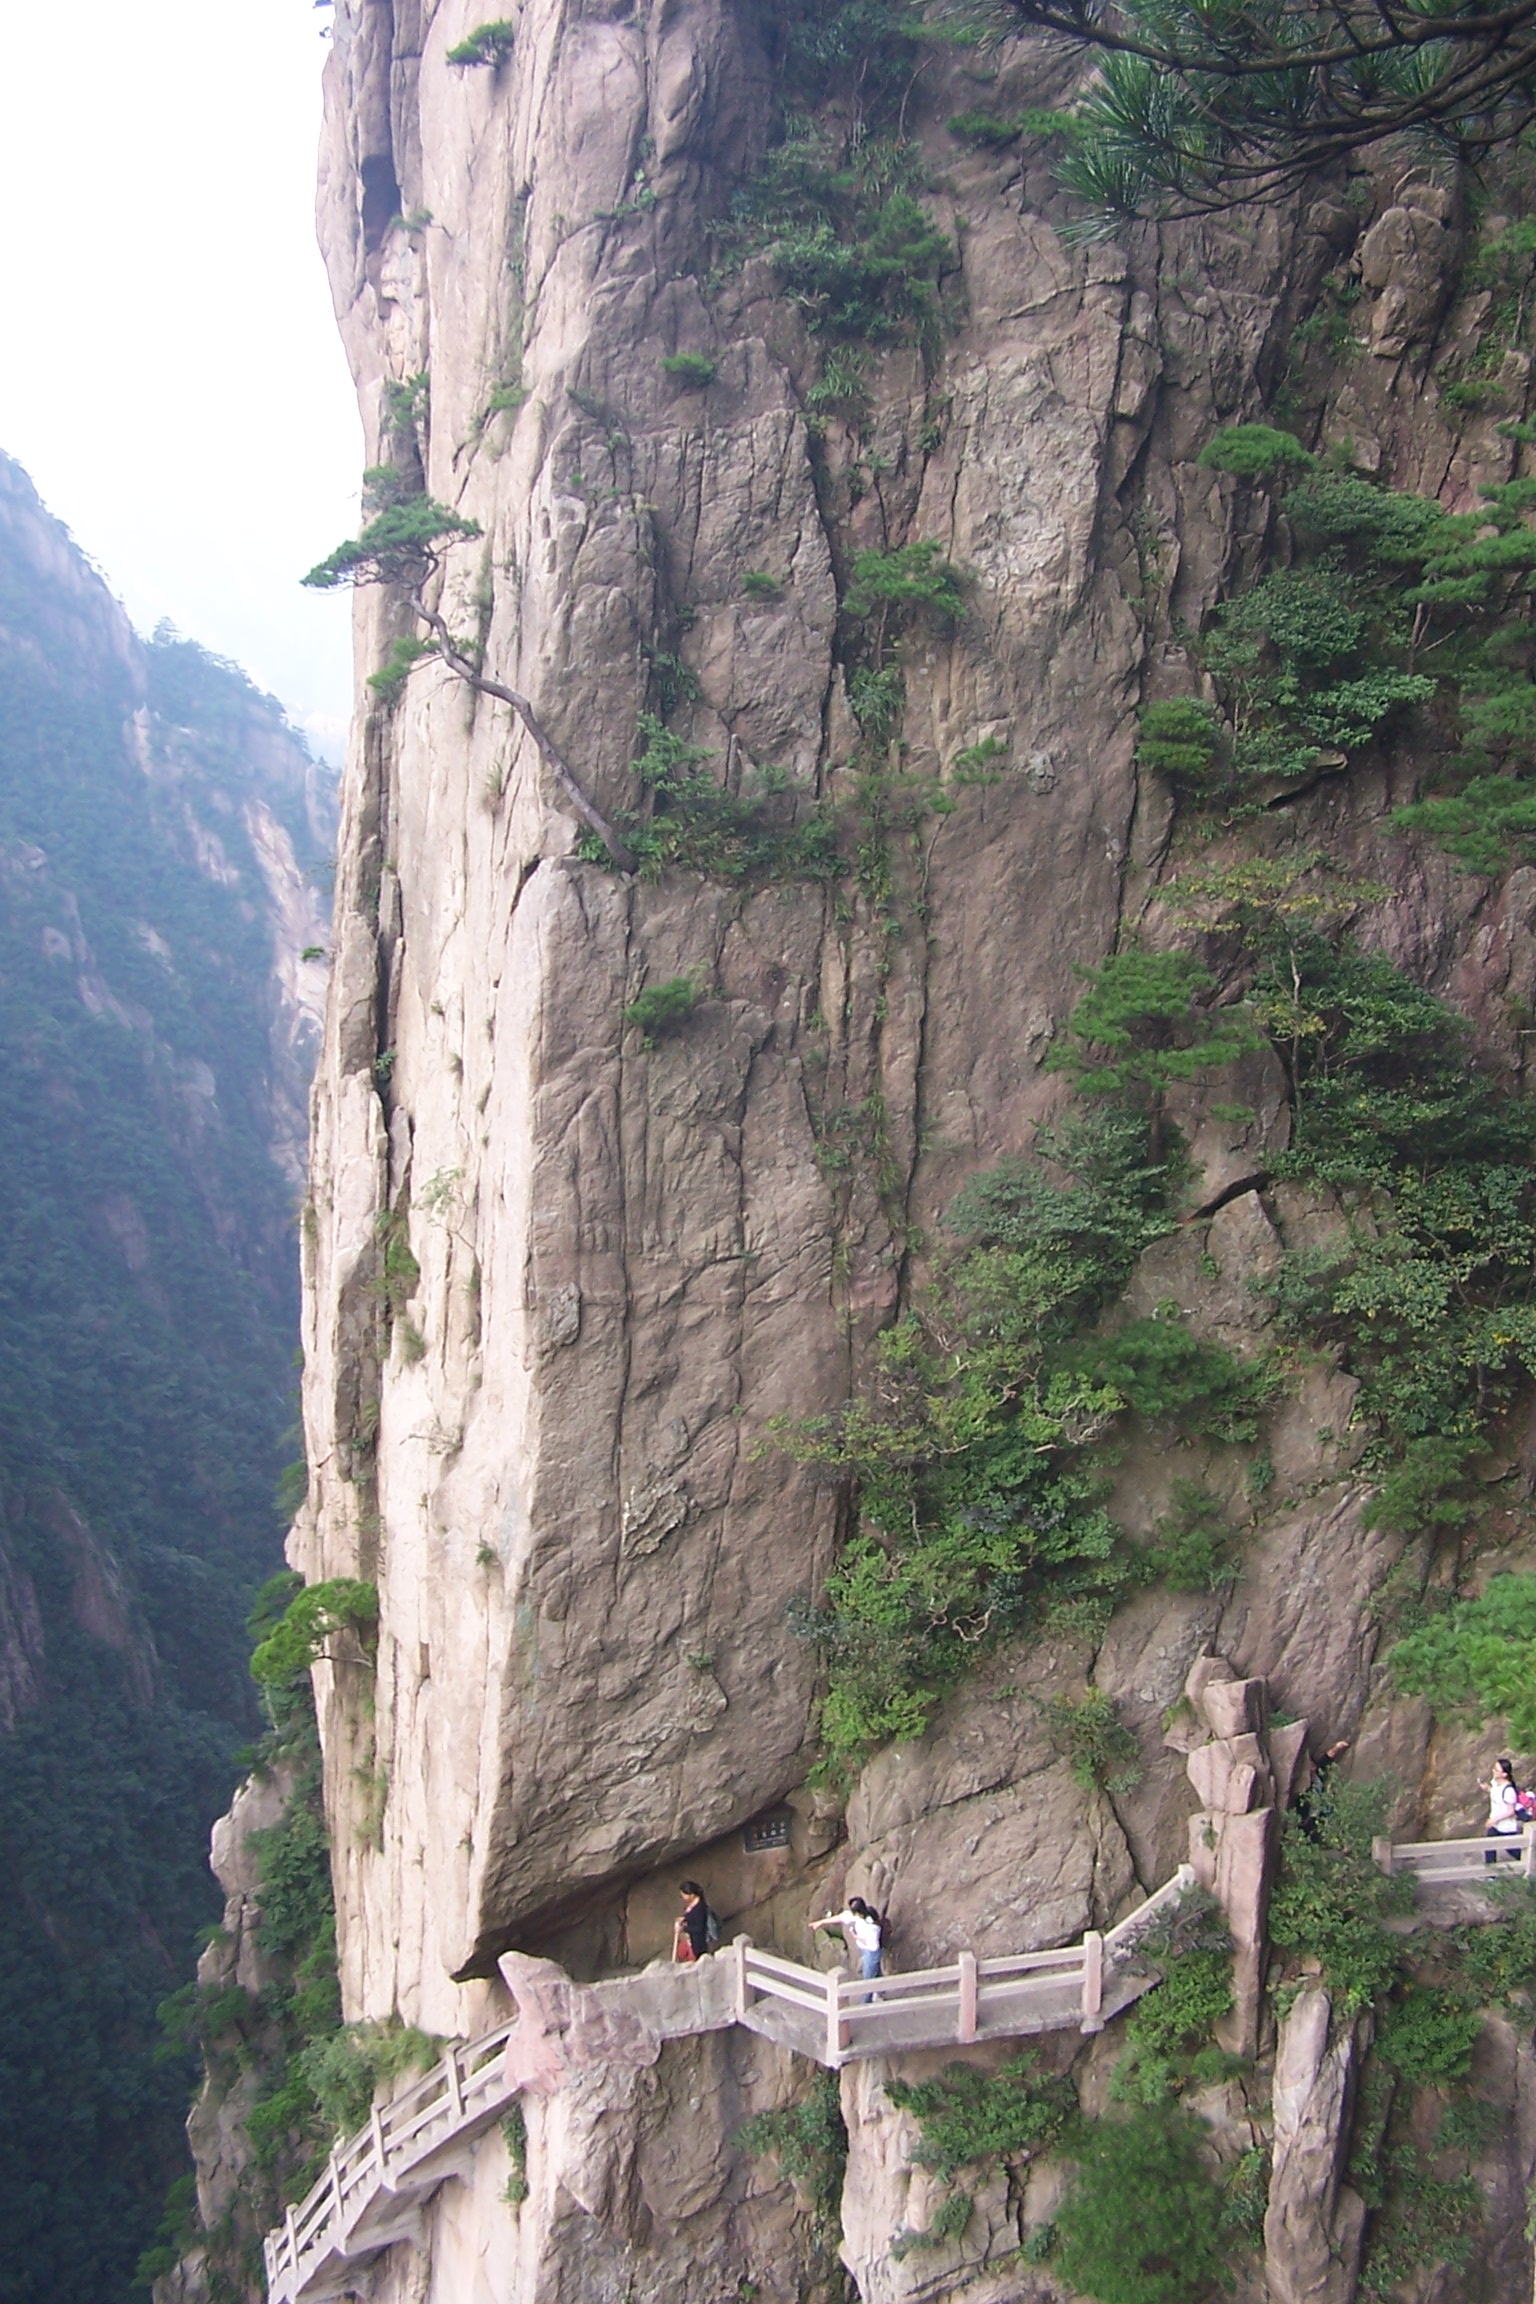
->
[{"left": 263, "top": 1866, "right": 1197, "bottom": 2304}]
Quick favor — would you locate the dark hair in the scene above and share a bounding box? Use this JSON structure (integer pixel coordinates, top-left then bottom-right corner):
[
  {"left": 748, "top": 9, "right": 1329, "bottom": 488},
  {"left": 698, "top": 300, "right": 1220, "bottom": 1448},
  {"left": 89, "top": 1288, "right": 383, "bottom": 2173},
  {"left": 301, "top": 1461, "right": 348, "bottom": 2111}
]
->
[
  {"left": 679, "top": 1879, "right": 704, "bottom": 1899},
  {"left": 847, "top": 1896, "right": 870, "bottom": 1917},
  {"left": 1496, "top": 1758, "right": 1517, "bottom": 1782}
]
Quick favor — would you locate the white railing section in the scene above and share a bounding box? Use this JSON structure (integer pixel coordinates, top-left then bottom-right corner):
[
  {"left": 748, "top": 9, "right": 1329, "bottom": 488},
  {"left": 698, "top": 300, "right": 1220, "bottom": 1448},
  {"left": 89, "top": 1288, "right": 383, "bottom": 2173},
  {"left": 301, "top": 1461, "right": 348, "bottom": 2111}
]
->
[
  {"left": 733, "top": 1864, "right": 1198, "bottom": 2063},
  {"left": 1373, "top": 1825, "right": 1536, "bottom": 1886},
  {"left": 263, "top": 1863, "right": 1201, "bottom": 2301},
  {"left": 264, "top": 2023, "right": 517, "bottom": 2304},
  {"left": 261, "top": 1826, "right": 1536, "bottom": 2300}
]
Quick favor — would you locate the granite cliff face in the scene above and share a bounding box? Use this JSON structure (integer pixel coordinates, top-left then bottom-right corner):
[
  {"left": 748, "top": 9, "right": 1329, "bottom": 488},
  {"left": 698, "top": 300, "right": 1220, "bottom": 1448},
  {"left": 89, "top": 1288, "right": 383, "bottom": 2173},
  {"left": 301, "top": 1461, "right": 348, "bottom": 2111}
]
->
[{"left": 208, "top": 1, "right": 1536, "bottom": 2297}]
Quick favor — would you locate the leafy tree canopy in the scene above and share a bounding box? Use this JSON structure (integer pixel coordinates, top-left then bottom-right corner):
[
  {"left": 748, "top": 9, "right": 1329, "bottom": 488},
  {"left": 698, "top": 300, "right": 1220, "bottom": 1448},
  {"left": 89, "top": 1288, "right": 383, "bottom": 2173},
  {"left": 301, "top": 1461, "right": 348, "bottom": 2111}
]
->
[
  {"left": 248, "top": 1577, "right": 380, "bottom": 1700},
  {"left": 969, "top": 0, "right": 1536, "bottom": 221},
  {"left": 1389, "top": 1572, "right": 1536, "bottom": 1747},
  {"left": 1052, "top": 2106, "right": 1228, "bottom": 2304},
  {"left": 301, "top": 497, "right": 481, "bottom": 592},
  {"left": 446, "top": 18, "right": 515, "bottom": 67},
  {"left": 1045, "top": 950, "right": 1261, "bottom": 1156}
]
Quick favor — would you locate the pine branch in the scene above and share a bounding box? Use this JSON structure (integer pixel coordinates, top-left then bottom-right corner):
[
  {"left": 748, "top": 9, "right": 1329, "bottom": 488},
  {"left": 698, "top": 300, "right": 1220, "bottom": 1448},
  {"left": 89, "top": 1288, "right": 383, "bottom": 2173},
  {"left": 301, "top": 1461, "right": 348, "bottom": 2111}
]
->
[{"left": 411, "top": 604, "right": 636, "bottom": 872}]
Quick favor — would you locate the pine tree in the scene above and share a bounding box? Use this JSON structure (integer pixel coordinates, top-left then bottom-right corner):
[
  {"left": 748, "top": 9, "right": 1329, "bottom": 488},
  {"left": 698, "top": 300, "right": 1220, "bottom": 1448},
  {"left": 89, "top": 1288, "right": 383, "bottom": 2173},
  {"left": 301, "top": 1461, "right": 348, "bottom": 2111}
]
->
[
  {"left": 978, "top": 0, "right": 1536, "bottom": 222},
  {"left": 1046, "top": 951, "right": 1261, "bottom": 1158}
]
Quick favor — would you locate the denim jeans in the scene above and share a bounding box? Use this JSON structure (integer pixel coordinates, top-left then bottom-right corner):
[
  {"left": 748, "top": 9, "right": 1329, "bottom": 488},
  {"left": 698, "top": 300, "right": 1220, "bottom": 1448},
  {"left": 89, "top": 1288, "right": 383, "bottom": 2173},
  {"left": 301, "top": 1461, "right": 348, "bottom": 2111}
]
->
[{"left": 860, "top": 1948, "right": 882, "bottom": 1980}]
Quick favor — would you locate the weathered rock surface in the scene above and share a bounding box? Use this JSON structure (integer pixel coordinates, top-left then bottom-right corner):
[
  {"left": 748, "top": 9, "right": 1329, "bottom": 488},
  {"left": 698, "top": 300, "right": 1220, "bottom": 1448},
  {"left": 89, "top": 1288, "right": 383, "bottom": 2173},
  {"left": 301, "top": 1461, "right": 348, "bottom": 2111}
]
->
[
  {"left": 185, "top": 1, "right": 1536, "bottom": 2299},
  {"left": 1265, "top": 1991, "right": 1369, "bottom": 2304}
]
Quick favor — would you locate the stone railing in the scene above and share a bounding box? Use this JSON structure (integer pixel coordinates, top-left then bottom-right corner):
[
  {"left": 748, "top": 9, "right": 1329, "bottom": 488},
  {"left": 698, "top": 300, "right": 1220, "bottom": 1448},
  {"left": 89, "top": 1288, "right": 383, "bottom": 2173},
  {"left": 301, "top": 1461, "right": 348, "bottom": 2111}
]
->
[
  {"left": 1373, "top": 1826, "right": 1536, "bottom": 1885},
  {"left": 262, "top": 1865, "right": 1201, "bottom": 2302},
  {"left": 737, "top": 1866, "right": 1198, "bottom": 2065},
  {"left": 264, "top": 2023, "right": 517, "bottom": 2304}
]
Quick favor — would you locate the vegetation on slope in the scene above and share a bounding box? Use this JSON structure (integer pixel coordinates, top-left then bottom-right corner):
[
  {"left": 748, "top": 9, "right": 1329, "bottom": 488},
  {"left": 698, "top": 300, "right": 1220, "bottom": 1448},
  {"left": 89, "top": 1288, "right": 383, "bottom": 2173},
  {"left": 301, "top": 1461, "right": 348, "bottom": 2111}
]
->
[{"left": 0, "top": 476, "right": 323, "bottom": 2302}]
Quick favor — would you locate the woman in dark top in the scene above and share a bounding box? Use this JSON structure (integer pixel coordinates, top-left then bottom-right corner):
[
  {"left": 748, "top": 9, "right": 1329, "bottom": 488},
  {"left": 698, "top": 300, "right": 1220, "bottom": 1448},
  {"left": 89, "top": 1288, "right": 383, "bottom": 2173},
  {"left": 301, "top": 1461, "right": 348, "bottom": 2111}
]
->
[{"left": 673, "top": 1879, "right": 716, "bottom": 1961}]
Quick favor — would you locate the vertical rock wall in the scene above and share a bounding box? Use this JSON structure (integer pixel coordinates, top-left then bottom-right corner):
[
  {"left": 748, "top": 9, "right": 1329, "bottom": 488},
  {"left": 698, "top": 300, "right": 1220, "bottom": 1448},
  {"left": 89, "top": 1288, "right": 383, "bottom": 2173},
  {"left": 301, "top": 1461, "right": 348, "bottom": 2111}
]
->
[
  {"left": 301, "top": 0, "right": 1304, "bottom": 2033},
  {"left": 285, "top": 3, "right": 1536, "bottom": 2299}
]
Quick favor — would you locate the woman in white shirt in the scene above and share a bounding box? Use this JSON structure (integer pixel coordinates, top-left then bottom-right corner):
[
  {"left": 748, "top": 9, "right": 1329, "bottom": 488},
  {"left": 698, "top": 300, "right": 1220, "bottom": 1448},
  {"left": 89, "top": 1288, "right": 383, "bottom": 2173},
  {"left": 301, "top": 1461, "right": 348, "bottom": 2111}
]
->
[
  {"left": 813, "top": 1896, "right": 884, "bottom": 1985},
  {"left": 1483, "top": 1756, "right": 1522, "bottom": 1863}
]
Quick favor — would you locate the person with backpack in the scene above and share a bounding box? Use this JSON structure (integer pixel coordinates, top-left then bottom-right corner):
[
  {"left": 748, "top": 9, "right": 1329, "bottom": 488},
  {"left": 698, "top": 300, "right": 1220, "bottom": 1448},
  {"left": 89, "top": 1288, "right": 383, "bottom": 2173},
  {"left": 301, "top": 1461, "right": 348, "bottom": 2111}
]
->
[
  {"left": 1483, "top": 1758, "right": 1532, "bottom": 1862},
  {"left": 673, "top": 1879, "right": 720, "bottom": 1961},
  {"left": 812, "top": 1895, "right": 884, "bottom": 1996}
]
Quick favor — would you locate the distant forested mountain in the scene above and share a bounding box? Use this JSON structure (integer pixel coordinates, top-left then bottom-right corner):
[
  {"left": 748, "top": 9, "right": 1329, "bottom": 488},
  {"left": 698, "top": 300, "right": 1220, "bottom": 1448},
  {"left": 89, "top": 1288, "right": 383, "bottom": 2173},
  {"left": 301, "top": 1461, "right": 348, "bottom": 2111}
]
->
[{"left": 0, "top": 452, "right": 335, "bottom": 2302}]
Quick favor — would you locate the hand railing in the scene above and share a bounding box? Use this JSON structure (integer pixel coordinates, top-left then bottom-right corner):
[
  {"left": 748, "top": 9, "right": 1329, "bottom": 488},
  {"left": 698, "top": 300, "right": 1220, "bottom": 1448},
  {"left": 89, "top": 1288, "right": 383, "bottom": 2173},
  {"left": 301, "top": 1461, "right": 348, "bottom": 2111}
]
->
[
  {"left": 264, "top": 2023, "right": 516, "bottom": 2300},
  {"left": 266, "top": 1871, "right": 1202, "bottom": 2296},
  {"left": 733, "top": 1866, "right": 1198, "bottom": 2065},
  {"left": 1104, "top": 1862, "right": 1199, "bottom": 1957},
  {"left": 1373, "top": 1827, "right": 1536, "bottom": 1884}
]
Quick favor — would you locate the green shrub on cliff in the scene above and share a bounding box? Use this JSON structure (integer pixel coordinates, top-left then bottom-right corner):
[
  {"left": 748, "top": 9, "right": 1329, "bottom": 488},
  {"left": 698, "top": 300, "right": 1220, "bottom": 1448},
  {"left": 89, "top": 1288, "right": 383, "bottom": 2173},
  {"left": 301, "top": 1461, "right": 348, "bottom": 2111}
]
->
[
  {"left": 778, "top": 0, "right": 939, "bottom": 116},
  {"left": 367, "top": 635, "right": 433, "bottom": 708},
  {"left": 295, "top": 2021, "right": 440, "bottom": 2141},
  {"left": 302, "top": 497, "right": 482, "bottom": 593},
  {"left": 1375, "top": 1987, "right": 1483, "bottom": 2088},
  {"left": 1194, "top": 560, "right": 1436, "bottom": 784},
  {"left": 1388, "top": 1574, "right": 1536, "bottom": 1748},
  {"left": 1256, "top": 935, "right": 1535, "bottom": 1182},
  {"left": 1245, "top": 934, "right": 1536, "bottom": 1532},
  {"left": 769, "top": 190, "right": 953, "bottom": 341},
  {"left": 1159, "top": 432, "right": 1536, "bottom": 865},
  {"left": 624, "top": 976, "right": 701, "bottom": 1046},
  {"left": 576, "top": 715, "right": 840, "bottom": 885},
  {"left": 737, "top": 2072, "right": 848, "bottom": 2244},
  {"left": 945, "top": 1108, "right": 1178, "bottom": 1299},
  {"left": 885, "top": 2053, "right": 1072, "bottom": 2182},
  {"left": 947, "top": 109, "right": 1024, "bottom": 148},
  {"left": 1043, "top": 1687, "right": 1142, "bottom": 1792},
  {"left": 248, "top": 1577, "right": 379, "bottom": 1701},
  {"left": 1199, "top": 423, "right": 1313, "bottom": 478},
  {"left": 1114, "top": 1893, "right": 1234, "bottom": 2105},
  {"left": 1044, "top": 950, "right": 1261, "bottom": 1160},
  {"left": 447, "top": 20, "right": 515, "bottom": 67},
  {"left": 1065, "top": 1311, "right": 1276, "bottom": 1442},
  {"left": 1268, "top": 1779, "right": 1409, "bottom": 2013},
  {"left": 726, "top": 86, "right": 954, "bottom": 353},
  {"left": 661, "top": 352, "right": 716, "bottom": 387},
  {"left": 1136, "top": 698, "right": 1224, "bottom": 791},
  {"left": 1052, "top": 2108, "right": 1227, "bottom": 2304},
  {"left": 1142, "top": 1480, "right": 1244, "bottom": 1593},
  {"left": 196, "top": 1569, "right": 418, "bottom": 2241},
  {"left": 1450, "top": 1877, "right": 1536, "bottom": 2004},
  {"left": 843, "top": 540, "right": 966, "bottom": 622},
  {"left": 776, "top": 1105, "right": 1278, "bottom": 1769},
  {"left": 1356, "top": 2146, "right": 1482, "bottom": 2302}
]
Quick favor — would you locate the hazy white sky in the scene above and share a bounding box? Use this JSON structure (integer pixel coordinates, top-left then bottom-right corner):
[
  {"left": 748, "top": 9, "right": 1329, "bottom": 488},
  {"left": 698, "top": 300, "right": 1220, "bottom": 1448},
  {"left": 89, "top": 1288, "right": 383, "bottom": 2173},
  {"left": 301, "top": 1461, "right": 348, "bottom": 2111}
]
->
[{"left": 0, "top": 2, "right": 361, "bottom": 757}]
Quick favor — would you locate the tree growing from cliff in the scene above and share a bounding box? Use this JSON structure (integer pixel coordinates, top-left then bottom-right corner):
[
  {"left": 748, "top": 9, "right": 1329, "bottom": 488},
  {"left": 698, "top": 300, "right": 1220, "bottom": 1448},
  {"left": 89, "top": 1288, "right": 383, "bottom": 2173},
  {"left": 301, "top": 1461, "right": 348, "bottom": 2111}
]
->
[
  {"left": 247, "top": 1572, "right": 379, "bottom": 1718},
  {"left": 776, "top": 1112, "right": 1222, "bottom": 1769},
  {"left": 446, "top": 19, "right": 516, "bottom": 67},
  {"left": 1388, "top": 1572, "right": 1536, "bottom": 1747},
  {"left": 302, "top": 491, "right": 479, "bottom": 592},
  {"left": 1050, "top": 2106, "right": 1228, "bottom": 2304},
  {"left": 971, "top": 0, "right": 1536, "bottom": 222},
  {"left": 303, "top": 475, "right": 636, "bottom": 870},
  {"left": 1045, "top": 950, "right": 1262, "bottom": 1160}
]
